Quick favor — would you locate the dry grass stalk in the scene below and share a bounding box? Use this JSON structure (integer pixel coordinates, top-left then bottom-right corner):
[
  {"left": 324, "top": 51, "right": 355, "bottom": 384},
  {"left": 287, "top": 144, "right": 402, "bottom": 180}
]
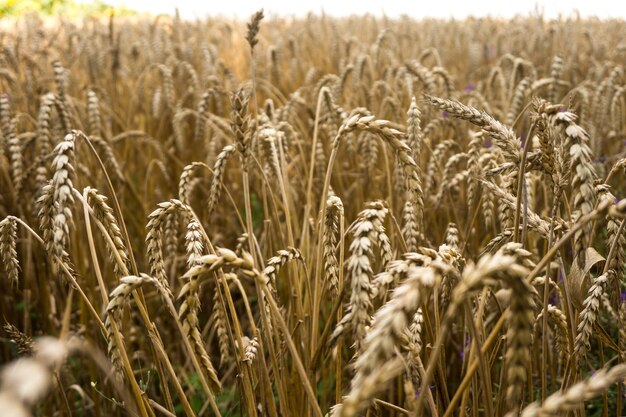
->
[
  {"left": 401, "top": 201, "right": 420, "bottom": 252},
  {"left": 617, "top": 298, "right": 626, "bottom": 362},
  {"left": 184, "top": 248, "right": 257, "bottom": 282},
  {"left": 36, "top": 92, "right": 55, "bottom": 160},
  {"left": 3, "top": 12, "right": 626, "bottom": 417},
  {"left": 36, "top": 181, "right": 57, "bottom": 261},
  {"left": 258, "top": 118, "right": 282, "bottom": 179},
  {"left": 548, "top": 55, "right": 564, "bottom": 103},
  {"left": 598, "top": 186, "right": 626, "bottom": 279},
  {"left": 52, "top": 61, "right": 71, "bottom": 129},
  {"left": 506, "top": 77, "right": 533, "bottom": 125},
  {"left": 480, "top": 179, "right": 554, "bottom": 237},
  {"left": 89, "top": 136, "right": 124, "bottom": 183},
  {"left": 424, "top": 139, "right": 455, "bottom": 195},
  {"left": 402, "top": 309, "right": 424, "bottom": 387}
]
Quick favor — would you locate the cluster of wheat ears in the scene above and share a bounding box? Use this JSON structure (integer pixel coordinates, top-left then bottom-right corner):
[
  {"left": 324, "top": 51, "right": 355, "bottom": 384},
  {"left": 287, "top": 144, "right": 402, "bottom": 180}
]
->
[{"left": 1, "top": 9, "right": 626, "bottom": 417}]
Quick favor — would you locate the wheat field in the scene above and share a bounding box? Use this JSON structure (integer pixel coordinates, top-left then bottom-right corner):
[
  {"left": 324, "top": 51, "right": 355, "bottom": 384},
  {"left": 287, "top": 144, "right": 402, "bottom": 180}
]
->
[{"left": 1, "top": 9, "right": 626, "bottom": 417}]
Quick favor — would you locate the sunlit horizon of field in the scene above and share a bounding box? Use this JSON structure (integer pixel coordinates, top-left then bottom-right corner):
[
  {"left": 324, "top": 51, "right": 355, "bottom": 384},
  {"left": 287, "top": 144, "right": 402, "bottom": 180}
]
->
[{"left": 79, "top": 0, "right": 626, "bottom": 19}]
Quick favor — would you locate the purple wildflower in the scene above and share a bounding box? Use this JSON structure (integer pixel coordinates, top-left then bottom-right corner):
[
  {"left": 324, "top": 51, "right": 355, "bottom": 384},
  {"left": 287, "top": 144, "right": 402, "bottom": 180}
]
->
[{"left": 415, "top": 385, "right": 435, "bottom": 398}]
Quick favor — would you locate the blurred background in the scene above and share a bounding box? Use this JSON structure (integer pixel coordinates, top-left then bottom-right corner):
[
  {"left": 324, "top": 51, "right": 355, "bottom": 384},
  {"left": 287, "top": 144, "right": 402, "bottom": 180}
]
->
[{"left": 1, "top": 0, "right": 626, "bottom": 19}]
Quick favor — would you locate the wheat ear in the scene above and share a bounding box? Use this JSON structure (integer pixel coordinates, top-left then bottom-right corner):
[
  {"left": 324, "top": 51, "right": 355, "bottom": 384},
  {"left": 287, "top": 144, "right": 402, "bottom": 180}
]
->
[
  {"left": 0, "top": 216, "right": 19, "bottom": 287},
  {"left": 451, "top": 243, "right": 535, "bottom": 412},
  {"left": 207, "top": 144, "right": 236, "bottom": 217},
  {"left": 105, "top": 274, "right": 156, "bottom": 380},
  {"left": 332, "top": 201, "right": 389, "bottom": 351},
  {"left": 324, "top": 195, "right": 344, "bottom": 298},
  {"left": 331, "top": 261, "right": 449, "bottom": 417},
  {"left": 84, "top": 187, "right": 130, "bottom": 279},
  {"left": 519, "top": 364, "right": 626, "bottom": 417},
  {"left": 50, "top": 131, "right": 77, "bottom": 258},
  {"left": 178, "top": 219, "right": 222, "bottom": 392},
  {"left": 574, "top": 271, "right": 614, "bottom": 363}
]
